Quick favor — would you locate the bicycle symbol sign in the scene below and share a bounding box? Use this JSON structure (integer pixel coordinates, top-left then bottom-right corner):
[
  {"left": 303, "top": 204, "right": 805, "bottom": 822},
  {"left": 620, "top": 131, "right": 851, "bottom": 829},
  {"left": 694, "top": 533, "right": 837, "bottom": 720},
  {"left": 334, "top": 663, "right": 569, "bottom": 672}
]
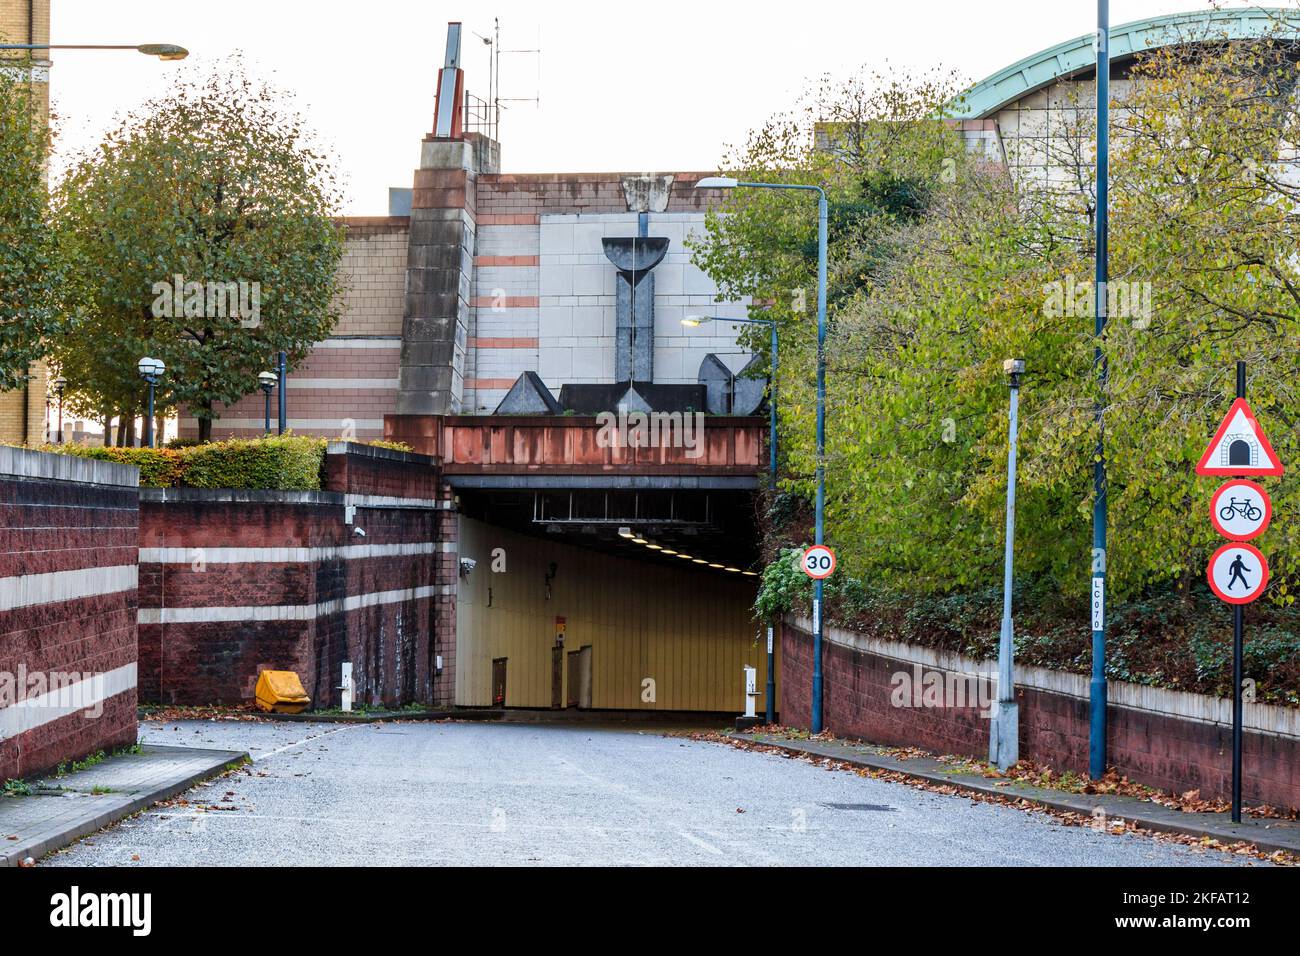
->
[
  {"left": 801, "top": 545, "right": 836, "bottom": 580},
  {"left": 1210, "top": 479, "right": 1271, "bottom": 541}
]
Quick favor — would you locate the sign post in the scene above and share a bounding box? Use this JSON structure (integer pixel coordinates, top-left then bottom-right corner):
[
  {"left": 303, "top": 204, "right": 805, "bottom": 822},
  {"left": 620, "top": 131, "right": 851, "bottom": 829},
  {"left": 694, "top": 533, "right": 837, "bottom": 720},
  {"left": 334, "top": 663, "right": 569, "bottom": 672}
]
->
[
  {"left": 800, "top": 545, "right": 835, "bottom": 733},
  {"left": 1196, "top": 361, "right": 1284, "bottom": 823}
]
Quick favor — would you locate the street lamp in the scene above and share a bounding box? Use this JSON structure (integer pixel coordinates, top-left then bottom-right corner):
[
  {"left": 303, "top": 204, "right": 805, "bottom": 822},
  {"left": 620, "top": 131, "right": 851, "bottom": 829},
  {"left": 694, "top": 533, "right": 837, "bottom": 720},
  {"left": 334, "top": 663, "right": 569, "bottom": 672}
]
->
[
  {"left": 258, "top": 371, "right": 278, "bottom": 435},
  {"left": 137, "top": 357, "right": 165, "bottom": 448},
  {"left": 0, "top": 42, "right": 188, "bottom": 59},
  {"left": 696, "top": 175, "right": 829, "bottom": 733},
  {"left": 990, "top": 359, "right": 1024, "bottom": 771},
  {"left": 51, "top": 375, "right": 66, "bottom": 444},
  {"left": 684, "top": 312, "right": 780, "bottom": 725}
]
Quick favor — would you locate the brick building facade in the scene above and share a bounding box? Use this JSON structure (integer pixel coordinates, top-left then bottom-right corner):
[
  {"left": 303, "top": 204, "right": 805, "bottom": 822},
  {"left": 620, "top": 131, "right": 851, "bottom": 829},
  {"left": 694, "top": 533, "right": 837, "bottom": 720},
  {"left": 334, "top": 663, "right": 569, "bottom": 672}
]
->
[{"left": 0, "top": 0, "right": 51, "bottom": 446}]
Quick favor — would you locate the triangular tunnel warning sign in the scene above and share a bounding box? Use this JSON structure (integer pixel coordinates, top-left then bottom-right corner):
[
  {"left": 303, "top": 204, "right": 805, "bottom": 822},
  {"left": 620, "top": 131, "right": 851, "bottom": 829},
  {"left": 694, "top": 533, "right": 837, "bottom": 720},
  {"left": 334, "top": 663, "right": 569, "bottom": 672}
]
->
[{"left": 1196, "top": 398, "right": 1284, "bottom": 477}]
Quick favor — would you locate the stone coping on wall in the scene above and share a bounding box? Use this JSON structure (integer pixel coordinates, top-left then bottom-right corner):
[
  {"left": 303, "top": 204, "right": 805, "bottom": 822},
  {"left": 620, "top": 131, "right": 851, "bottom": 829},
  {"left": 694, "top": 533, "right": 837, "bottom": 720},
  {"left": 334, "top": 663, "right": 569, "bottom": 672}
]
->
[
  {"left": 0, "top": 445, "right": 139, "bottom": 488},
  {"left": 788, "top": 616, "right": 1300, "bottom": 742},
  {"left": 139, "top": 487, "right": 345, "bottom": 506},
  {"left": 324, "top": 441, "right": 436, "bottom": 467}
]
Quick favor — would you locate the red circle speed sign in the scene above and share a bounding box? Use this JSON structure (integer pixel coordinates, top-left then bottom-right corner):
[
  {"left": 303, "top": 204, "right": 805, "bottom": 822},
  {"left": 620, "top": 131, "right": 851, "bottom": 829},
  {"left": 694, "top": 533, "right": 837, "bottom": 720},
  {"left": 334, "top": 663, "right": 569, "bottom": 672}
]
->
[{"left": 801, "top": 545, "right": 836, "bottom": 580}]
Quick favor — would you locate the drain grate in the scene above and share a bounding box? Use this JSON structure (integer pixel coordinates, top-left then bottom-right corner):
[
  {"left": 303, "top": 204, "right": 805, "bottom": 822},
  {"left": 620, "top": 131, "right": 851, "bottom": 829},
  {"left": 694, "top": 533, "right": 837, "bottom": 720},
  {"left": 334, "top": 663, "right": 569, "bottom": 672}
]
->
[{"left": 818, "top": 802, "right": 897, "bottom": 812}]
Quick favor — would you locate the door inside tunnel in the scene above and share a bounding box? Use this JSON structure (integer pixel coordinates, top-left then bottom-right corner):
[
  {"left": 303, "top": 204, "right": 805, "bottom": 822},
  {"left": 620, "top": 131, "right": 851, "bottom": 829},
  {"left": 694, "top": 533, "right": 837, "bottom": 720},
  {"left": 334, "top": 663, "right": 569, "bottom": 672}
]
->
[{"left": 451, "top": 487, "right": 771, "bottom": 714}]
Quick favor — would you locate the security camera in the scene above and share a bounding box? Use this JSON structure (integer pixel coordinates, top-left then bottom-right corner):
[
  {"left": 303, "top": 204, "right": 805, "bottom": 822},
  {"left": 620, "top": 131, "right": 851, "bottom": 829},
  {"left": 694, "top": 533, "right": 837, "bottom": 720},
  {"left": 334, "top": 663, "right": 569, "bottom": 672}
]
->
[
  {"left": 459, "top": 557, "right": 477, "bottom": 576},
  {"left": 353, "top": 526, "right": 367, "bottom": 538}
]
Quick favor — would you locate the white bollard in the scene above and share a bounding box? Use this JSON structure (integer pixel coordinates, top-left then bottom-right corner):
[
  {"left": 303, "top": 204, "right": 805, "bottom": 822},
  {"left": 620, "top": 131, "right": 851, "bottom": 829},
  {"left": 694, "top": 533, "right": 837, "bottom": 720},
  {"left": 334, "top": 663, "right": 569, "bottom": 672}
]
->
[
  {"left": 339, "top": 662, "right": 353, "bottom": 712},
  {"left": 742, "top": 665, "right": 757, "bottom": 719}
]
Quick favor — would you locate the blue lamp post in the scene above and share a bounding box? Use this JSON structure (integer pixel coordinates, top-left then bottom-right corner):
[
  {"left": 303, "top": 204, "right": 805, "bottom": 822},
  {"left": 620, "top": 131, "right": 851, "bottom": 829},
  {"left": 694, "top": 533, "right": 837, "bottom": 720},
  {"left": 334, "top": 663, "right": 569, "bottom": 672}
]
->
[
  {"left": 695, "top": 176, "right": 829, "bottom": 733},
  {"left": 684, "top": 312, "right": 780, "bottom": 722},
  {"left": 137, "top": 357, "right": 165, "bottom": 448}
]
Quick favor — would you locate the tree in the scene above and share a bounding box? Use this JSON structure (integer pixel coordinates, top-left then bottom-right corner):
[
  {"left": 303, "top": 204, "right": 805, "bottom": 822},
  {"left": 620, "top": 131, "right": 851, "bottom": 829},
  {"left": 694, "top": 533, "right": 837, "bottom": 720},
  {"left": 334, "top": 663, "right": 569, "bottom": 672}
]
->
[
  {"left": 52, "top": 62, "right": 344, "bottom": 442},
  {"left": 704, "top": 18, "right": 1300, "bottom": 606},
  {"left": 0, "top": 60, "right": 63, "bottom": 391}
]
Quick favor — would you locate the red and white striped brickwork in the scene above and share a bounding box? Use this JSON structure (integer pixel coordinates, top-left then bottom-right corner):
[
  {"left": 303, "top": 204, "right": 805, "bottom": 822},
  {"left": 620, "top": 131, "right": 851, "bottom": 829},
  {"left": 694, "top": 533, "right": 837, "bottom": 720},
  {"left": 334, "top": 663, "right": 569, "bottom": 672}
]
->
[
  {"left": 0, "top": 448, "right": 140, "bottom": 781},
  {"left": 136, "top": 443, "right": 458, "bottom": 708}
]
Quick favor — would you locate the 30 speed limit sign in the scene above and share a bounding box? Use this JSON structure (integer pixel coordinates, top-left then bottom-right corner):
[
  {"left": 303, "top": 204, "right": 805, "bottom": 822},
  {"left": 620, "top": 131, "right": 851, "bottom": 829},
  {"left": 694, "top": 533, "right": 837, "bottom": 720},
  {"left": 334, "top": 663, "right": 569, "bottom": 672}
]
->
[{"left": 801, "top": 545, "right": 836, "bottom": 580}]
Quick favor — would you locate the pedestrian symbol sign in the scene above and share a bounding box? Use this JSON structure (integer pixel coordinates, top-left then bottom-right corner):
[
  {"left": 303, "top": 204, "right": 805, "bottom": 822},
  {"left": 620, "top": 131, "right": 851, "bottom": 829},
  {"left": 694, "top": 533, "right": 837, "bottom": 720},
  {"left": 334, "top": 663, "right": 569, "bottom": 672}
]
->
[
  {"left": 1195, "top": 398, "right": 1284, "bottom": 477},
  {"left": 1206, "top": 542, "right": 1269, "bottom": 605}
]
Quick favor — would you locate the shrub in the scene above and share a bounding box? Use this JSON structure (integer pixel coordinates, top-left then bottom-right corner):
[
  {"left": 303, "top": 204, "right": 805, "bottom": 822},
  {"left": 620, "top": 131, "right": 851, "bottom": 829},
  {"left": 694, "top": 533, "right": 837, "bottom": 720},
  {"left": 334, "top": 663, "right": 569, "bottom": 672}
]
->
[
  {"left": 36, "top": 444, "right": 186, "bottom": 487},
  {"left": 34, "top": 435, "right": 327, "bottom": 490},
  {"left": 180, "top": 435, "right": 326, "bottom": 490},
  {"left": 365, "top": 439, "right": 414, "bottom": 453}
]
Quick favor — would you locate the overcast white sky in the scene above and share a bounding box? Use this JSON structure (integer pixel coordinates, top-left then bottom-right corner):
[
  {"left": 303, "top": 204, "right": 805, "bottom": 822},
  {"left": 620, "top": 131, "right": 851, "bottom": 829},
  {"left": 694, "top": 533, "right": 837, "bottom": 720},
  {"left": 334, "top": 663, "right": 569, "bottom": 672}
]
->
[{"left": 48, "top": 0, "right": 1272, "bottom": 214}]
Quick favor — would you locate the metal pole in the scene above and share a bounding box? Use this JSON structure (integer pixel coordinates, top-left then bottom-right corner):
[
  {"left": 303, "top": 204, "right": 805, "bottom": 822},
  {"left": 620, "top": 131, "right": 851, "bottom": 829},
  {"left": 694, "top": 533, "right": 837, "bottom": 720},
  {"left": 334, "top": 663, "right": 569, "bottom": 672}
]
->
[
  {"left": 811, "top": 192, "right": 828, "bottom": 734},
  {"left": 145, "top": 381, "right": 155, "bottom": 448},
  {"left": 769, "top": 321, "right": 778, "bottom": 492},
  {"left": 277, "top": 351, "right": 287, "bottom": 435},
  {"left": 992, "top": 363, "right": 1022, "bottom": 769},
  {"left": 1089, "top": 0, "right": 1111, "bottom": 780},
  {"left": 766, "top": 320, "right": 778, "bottom": 725},
  {"left": 56, "top": 395, "right": 63, "bottom": 444},
  {"left": 1232, "top": 359, "right": 1246, "bottom": 822},
  {"left": 264, "top": 389, "right": 272, "bottom": 435}
]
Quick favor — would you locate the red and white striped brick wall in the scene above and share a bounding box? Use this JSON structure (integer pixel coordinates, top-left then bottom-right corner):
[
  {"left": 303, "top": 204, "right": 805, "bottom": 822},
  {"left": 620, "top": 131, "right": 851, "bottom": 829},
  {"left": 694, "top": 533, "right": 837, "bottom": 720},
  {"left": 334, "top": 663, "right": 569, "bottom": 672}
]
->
[
  {"left": 0, "top": 448, "right": 140, "bottom": 781},
  {"left": 136, "top": 444, "right": 458, "bottom": 708}
]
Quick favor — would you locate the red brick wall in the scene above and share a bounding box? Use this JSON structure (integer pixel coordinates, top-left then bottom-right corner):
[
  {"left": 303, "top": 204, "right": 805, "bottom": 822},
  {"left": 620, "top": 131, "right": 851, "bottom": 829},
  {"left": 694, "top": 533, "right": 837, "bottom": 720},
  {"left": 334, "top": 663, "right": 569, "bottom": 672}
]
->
[
  {"left": 781, "top": 622, "right": 1300, "bottom": 810},
  {"left": 0, "top": 450, "right": 139, "bottom": 781},
  {"left": 137, "top": 444, "right": 455, "bottom": 709}
]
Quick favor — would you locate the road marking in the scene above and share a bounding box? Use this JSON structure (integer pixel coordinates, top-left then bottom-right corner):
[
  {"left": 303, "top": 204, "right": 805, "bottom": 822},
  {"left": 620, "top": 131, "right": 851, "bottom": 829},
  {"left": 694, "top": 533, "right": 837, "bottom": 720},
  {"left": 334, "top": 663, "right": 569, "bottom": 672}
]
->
[
  {"left": 252, "top": 725, "right": 357, "bottom": 762},
  {"left": 677, "top": 831, "right": 723, "bottom": 855}
]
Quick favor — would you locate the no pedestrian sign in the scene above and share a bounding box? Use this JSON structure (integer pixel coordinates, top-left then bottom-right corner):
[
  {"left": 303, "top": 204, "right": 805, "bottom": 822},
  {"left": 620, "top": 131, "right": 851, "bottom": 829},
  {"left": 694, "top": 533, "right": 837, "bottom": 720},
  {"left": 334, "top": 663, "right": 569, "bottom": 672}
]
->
[
  {"left": 801, "top": 545, "right": 836, "bottom": 580},
  {"left": 1206, "top": 542, "right": 1269, "bottom": 605}
]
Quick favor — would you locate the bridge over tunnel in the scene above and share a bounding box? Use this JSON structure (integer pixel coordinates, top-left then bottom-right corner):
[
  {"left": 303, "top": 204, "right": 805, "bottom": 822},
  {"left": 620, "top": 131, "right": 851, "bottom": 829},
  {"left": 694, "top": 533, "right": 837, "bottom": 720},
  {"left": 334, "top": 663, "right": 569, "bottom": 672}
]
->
[{"left": 386, "top": 414, "right": 775, "bottom": 716}]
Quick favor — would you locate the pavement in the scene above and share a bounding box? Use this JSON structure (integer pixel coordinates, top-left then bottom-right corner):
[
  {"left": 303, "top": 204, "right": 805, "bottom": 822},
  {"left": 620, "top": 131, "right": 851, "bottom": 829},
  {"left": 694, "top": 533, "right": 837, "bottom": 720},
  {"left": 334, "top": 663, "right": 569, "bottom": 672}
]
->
[
  {"left": 734, "top": 730, "right": 1300, "bottom": 856},
  {"left": 1, "top": 743, "right": 246, "bottom": 867},
  {"left": 35, "top": 718, "right": 1276, "bottom": 866}
]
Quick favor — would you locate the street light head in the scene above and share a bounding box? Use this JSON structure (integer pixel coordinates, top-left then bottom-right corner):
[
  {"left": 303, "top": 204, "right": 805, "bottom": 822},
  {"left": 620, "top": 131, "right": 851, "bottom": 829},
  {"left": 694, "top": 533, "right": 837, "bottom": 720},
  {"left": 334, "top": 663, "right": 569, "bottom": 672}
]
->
[
  {"left": 258, "top": 371, "right": 278, "bottom": 390},
  {"left": 138, "top": 357, "right": 165, "bottom": 378},
  {"left": 137, "top": 44, "right": 188, "bottom": 60},
  {"left": 694, "top": 176, "right": 739, "bottom": 190},
  {"left": 1003, "top": 359, "right": 1026, "bottom": 377},
  {"left": 681, "top": 315, "right": 711, "bottom": 328},
  {"left": 52, "top": 376, "right": 67, "bottom": 392}
]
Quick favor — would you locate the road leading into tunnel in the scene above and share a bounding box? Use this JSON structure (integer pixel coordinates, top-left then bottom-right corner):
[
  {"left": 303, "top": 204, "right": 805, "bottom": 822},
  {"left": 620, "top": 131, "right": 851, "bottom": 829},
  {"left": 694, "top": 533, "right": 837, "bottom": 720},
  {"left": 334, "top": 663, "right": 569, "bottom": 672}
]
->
[{"left": 41, "top": 718, "right": 1263, "bottom": 867}]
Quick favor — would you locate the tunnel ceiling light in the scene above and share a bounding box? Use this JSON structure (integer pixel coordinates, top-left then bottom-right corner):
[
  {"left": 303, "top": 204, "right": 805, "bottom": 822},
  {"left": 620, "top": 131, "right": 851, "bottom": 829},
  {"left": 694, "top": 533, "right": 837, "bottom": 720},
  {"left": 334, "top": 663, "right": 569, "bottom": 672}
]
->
[
  {"left": 646, "top": 544, "right": 663, "bottom": 551},
  {"left": 662, "top": 549, "right": 678, "bottom": 556},
  {"left": 742, "top": 571, "right": 759, "bottom": 577},
  {"left": 632, "top": 537, "right": 648, "bottom": 545},
  {"left": 618, "top": 526, "right": 634, "bottom": 538},
  {"left": 692, "top": 558, "right": 707, "bottom": 564},
  {"left": 676, "top": 553, "right": 693, "bottom": 560},
  {"left": 709, "top": 563, "right": 724, "bottom": 569}
]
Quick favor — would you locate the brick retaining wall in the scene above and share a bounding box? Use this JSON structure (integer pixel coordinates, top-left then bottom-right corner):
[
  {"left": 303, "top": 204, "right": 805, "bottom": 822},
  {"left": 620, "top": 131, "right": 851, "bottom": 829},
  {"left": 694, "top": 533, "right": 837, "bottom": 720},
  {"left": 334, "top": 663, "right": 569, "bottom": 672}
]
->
[
  {"left": 0, "top": 448, "right": 140, "bottom": 781},
  {"left": 137, "top": 444, "right": 457, "bottom": 708},
  {"left": 781, "top": 618, "right": 1300, "bottom": 809}
]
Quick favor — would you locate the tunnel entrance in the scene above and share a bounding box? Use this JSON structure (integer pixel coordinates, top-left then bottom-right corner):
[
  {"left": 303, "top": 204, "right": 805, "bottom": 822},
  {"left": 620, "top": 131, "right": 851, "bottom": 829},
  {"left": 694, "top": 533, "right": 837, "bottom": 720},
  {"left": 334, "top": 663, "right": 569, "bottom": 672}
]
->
[{"left": 449, "top": 486, "right": 768, "bottom": 714}]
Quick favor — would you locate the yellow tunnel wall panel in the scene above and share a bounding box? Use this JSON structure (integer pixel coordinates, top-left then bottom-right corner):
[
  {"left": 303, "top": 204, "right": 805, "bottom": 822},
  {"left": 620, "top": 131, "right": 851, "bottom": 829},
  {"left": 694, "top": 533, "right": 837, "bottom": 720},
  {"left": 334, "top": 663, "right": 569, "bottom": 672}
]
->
[{"left": 455, "top": 516, "right": 773, "bottom": 712}]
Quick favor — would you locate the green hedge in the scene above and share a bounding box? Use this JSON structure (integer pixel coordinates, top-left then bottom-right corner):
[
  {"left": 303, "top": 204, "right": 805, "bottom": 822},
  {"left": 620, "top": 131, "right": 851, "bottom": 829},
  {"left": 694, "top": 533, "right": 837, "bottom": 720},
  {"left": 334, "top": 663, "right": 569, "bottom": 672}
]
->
[
  {"left": 35, "top": 435, "right": 326, "bottom": 490},
  {"left": 181, "top": 435, "right": 325, "bottom": 490}
]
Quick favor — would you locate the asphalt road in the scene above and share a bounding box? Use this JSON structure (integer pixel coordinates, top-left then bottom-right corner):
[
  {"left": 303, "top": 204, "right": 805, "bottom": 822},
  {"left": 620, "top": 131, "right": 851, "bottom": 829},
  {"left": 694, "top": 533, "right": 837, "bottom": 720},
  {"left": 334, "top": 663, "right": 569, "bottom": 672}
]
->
[{"left": 41, "top": 719, "right": 1266, "bottom": 867}]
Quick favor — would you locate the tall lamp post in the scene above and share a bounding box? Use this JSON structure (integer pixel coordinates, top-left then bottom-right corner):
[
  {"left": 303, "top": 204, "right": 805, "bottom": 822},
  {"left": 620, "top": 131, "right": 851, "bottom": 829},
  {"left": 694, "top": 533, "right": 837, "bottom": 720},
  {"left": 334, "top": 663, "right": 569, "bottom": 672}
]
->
[
  {"left": 684, "top": 312, "right": 779, "bottom": 723},
  {"left": 990, "top": 359, "right": 1024, "bottom": 770},
  {"left": 137, "top": 357, "right": 165, "bottom": 448},
  {"left": 51, "top": 376, "right": 66, "bottom": 444},
  {"left": 258, "top": 371, "right": 278, "bottom": 435},
  {"left": 696, "top": 176, "right": 829, "bottom": 733},
  {"left": 1090, "top": 0, "right": 1112, "bottom": 780}
]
